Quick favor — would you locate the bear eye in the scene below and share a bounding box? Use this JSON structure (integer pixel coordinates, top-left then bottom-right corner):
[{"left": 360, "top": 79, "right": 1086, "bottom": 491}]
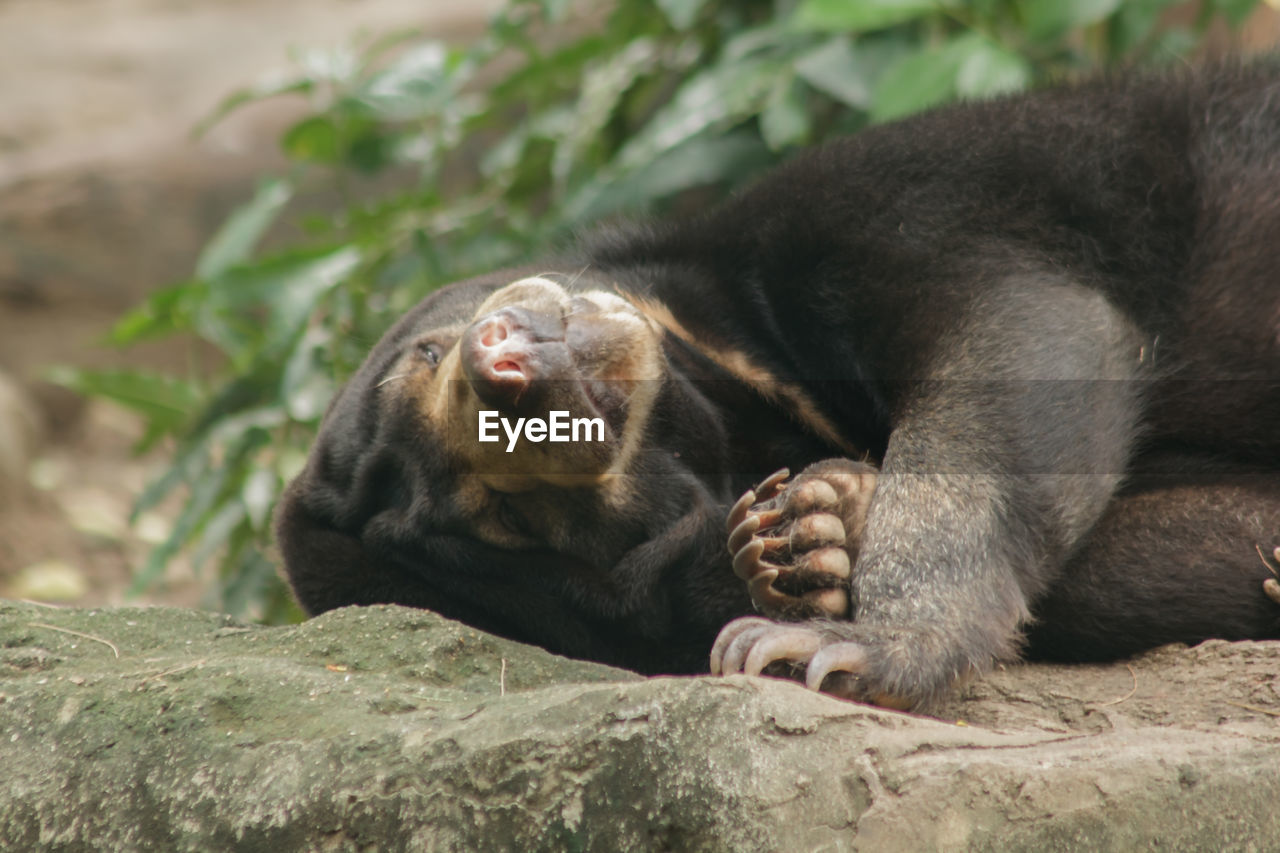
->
[
  {"left": 416, "top": 340, "right": 442, "bottom": 367},
  {"left": 497, "top": 499, "right": 532, "bottom": 538}
]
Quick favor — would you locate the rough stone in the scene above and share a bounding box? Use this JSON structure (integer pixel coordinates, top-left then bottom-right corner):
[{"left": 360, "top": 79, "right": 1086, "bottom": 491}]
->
[{"left": 2, "top": 601, "right": 1278, "bottom": 851}]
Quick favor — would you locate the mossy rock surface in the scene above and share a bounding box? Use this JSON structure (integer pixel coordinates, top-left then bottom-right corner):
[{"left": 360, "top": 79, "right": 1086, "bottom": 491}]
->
[{"left": 2, "top": 601, "right": 1279, "bottom": 851}]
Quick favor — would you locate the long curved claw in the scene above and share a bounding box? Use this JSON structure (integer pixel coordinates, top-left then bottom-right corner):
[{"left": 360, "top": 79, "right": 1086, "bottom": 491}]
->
[
  {"left": 732, "top": 536, "right": 793, "bottom": 612},
  {"left": 802, "top": 586, "right": 850, "bottom": 617},
  {"left": 709, "top": 617, "right": 773, "bottom": 674},
  {"left": 726, "top": 462, "right": 873, "bottom": 621},
  {"left": 721, "top": 623, "right": 777, "bottom": 674},
  {"left": 756, "top": 468, "right": 790, "bottom": 501},
  {"left": 804, "top": 642, "right": 869, "bottom": 692},
  {"left": 743, "top": 629, "right": 822, "bottom": 676},
  {"left": 726, "top": 468, "right": 790, "bottom": 548},
  {"left": 755, "top": 535, "right": 789, "bottom": 554},
  {"left": 732, "top": 539, "right": 766, "bottom": 581},
  {"left": 750, "top": 508, "right": 784, "bottom": 530},
  {"left": 726, "top": 489, "right": 757, "bottom": 537},
  {"left": 727, "top": 514, "right": 760, "bottom": 555},
  {"left": 747, "top": 569, "right": 790, "bottom": 610}
]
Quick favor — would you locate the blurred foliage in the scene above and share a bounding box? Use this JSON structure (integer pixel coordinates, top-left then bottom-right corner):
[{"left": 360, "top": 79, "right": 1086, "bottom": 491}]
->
[{"left": 64, "top": 0, "right": 1263, "bottom": 620}]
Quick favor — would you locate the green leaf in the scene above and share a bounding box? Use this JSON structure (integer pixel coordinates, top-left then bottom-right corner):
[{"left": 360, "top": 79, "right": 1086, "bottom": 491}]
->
[
  {"left": 275, "top": 446, "right": 310, "bottom": 486},
  {"left": 47, "top": 367, "right": 201, "bottom": 434},
  {"left": 241, "top": 469, "right": 279, "bottom": 531},
  {"left": 356, "top": 41, "right": 472, "bottom": 123},
  {"left": 195, "top": 178, "right": 293, "bottom": 280},
  {"left": 131, "top": 441, "right": 210, "bottom": 522},
  {"left": 205, "top": 245, "right": 361, "bottom": 353},
  {"left": 191, "top": 499, "right": 247, "bottom": 571},
  {"left": 955, "top": 41, "right": 1031, "bottom": 99},
  {"left": 480, "top": 125, "right": 532, "bottom": 180},
  {"left": 366, "top": 41, "right": 448, "bottom": 94},
  {"left": 551, "top": 38, "right": 660, "bottom": 189},
  {"left": 344, "top": 126, "right": 395, "bottom": 173},
  {"left": 106, "top": 279, "right": 207, "bottom": 344},
  {"left": 870, "top": 38, "right": 971, "bottom": 122},
  {"left": 129, "top": 448, "right": 220, "bottom": 592},
  {"left": 721, "top": 21, "right": 795, "bottom": 61},
  {"left": 795, "top": 36, "right": 874, "bottom": 109},
  {"left": 131, "top": 426, "right": 269, "bottom": 594},
  {"left": 760, "top": 77, "right": 811, "bottom": 150},
  {"left": 655, "top": 0, "right": 711, "bottom": 30},
  {"left": 219, "top": 547, "right": 283, "bottom": 619},
  {"left": 1211, "top": 0, "right": 1259, "bottom": 26},
  {"left": 294, "top": 45, "right": 359, "bottom": 86},
  {"left": 565, "top": 131, "right": 772, "bottom": 222},
  {"left": 612, "top": 56, "right": 779, "bottom": 172},
  {"left": 1022, "top": 0, "right": 1122, "bottom": 42},
  {"left": 792, "top": 0, "right": 946, "bottom": 32},
  {"left": 540, "top": 0, "right": 572, "bottom": 22},
  {"left": 128, "top": 385, "right": 281, "bottom": 527},
  {"left": 194, "top": 77, "right": 313, "bottom": 138},
  {"left": 207, "top": 404, "right": 290, "bottom": 447},
  {"left": 1110, "top": 0, "right": 1180, "bottom": 55},
  {"left": 282, "top": 116, "right": 342, "bottom": 164},
  {"left": 280, "top": 326, "right": 336, "bottom": 422}
]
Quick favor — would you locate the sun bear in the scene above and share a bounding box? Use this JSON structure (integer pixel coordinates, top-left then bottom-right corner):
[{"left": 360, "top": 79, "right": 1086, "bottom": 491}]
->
[{"left": 277, "top": 63, "right": 1280, "bottom": 711}]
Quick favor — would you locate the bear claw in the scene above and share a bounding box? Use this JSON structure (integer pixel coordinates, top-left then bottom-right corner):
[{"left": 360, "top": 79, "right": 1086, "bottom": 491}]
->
[{"left": 726, "top": 461, "right": 877, "bottom": 620}]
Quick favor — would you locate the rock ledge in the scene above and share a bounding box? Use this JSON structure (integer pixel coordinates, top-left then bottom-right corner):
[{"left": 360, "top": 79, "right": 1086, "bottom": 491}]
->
[{"left": 2, "top": 602, "right": 1278, "bottom": 851}]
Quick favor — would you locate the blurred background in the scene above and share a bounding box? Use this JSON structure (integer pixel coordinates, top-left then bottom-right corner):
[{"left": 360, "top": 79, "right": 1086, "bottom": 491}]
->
[
  {"left": 2, "top": 0, "right": 1277, "bottom": 620},
  {"left": 0, "top": 0, "right": 500, "bottom": 611}
]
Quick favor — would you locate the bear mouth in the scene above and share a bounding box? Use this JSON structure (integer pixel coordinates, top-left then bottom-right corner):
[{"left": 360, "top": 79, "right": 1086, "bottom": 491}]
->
[{"left": 458, "top": 297, "right": 656, "bottom": 438}]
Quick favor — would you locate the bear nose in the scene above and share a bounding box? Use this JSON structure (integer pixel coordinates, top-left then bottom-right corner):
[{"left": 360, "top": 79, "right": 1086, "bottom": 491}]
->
[
  {"left": 460, "top": 307, "right": 566, "bottom": 410},
  {"left": 474, "top": 313, "right": 526, "bottom": 379}
]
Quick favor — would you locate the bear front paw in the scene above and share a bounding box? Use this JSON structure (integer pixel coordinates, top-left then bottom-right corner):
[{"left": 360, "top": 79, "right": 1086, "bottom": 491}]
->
[{"left": 725, "top": 459, "right": 878, "bottom": 620}]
